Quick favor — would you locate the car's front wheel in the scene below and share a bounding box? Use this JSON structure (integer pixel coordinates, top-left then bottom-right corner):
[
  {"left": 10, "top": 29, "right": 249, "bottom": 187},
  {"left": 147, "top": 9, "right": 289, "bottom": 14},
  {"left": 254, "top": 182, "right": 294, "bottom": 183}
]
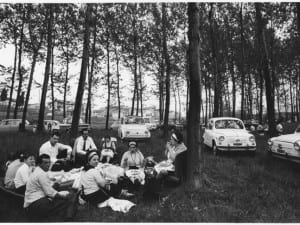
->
[{"left": 212, "top": 142, "right": 219, "bottom": 156}]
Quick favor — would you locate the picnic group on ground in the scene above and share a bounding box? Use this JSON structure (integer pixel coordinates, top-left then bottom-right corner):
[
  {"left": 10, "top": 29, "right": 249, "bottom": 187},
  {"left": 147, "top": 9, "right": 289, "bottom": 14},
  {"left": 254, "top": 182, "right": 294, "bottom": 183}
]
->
[{"left": 3, "top": 128, "right": 187, "bottom": 221}]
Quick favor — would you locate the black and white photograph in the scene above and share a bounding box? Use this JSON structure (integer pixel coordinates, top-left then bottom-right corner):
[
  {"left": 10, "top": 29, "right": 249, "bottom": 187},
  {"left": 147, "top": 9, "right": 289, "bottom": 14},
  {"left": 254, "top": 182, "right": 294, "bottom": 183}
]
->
[{"left": 0, "top": 2, "right": 300, "bottom": 222}]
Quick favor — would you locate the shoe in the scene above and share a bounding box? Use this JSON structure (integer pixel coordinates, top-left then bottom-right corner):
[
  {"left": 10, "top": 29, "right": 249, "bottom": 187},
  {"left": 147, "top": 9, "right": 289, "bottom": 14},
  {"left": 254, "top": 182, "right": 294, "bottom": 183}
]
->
[{"left": 120, "top": 189, "right": 135, "bottom": 198}]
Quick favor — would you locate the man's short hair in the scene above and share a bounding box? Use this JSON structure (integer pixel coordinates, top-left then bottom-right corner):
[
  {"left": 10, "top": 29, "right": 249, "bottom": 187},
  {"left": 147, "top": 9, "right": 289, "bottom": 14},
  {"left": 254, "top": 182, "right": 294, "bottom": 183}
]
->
[
  {"left": 50, "top": 129, "right": 61, "bottom": 137},
  {"left": 37, "top": 154, "right": 50, "bottom": 165}
]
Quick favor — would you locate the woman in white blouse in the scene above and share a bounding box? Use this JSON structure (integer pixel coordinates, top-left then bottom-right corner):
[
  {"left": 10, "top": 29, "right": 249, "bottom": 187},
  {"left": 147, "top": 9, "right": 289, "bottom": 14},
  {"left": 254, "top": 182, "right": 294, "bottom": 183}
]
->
[
  {"left": 14, "top": 153, "right": 35, "bottom": 194},
  {"left": 80, "top": 151, "right": 133, "bottom": 206}
]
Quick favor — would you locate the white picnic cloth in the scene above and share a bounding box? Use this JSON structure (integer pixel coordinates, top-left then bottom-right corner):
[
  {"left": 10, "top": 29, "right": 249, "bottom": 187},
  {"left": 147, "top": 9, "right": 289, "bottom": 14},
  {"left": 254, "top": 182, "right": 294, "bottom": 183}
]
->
[
  {"left": 97, "top": 197, "right": 135, "bottom": 213},
  {"left": 154, "top": 160, "right": 175, "bottom": 174},
  {"left": 101, "top": 149, "right": 114, "bottom": 158},
  {"left": 125, "top": 168, "right": 145, "bottom": 185}
]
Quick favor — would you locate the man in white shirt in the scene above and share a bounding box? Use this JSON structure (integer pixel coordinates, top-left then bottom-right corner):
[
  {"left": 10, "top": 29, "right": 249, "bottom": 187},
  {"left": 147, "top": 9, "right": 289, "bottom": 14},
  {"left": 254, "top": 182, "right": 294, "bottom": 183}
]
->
[
  {"left": 24, "top": 154, "right": 77, "bottom": 221},
  {"left": 72, "top": 128, "right": 97, "bottom": 167},
  {"left": 39, "top": 130, "right": 72, "bottom": 169}
]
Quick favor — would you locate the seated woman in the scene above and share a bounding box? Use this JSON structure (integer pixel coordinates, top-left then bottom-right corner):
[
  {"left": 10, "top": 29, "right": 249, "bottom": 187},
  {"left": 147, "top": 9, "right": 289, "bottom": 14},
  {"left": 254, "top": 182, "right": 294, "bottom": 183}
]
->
[
  {"left": 100, "top": 135, "right": 117, "bottom": 163},
  {"left": 120, "top": 141, "right": 145, "bottom": 191},
  {"left": 80, "top": 150, "right": 133, "bottom": 206},
  {"left": 4, "top": 151, "right": 25, "bottom": 189},
  {"left": 14, "top": 153, "right": 36, "bottom": 194},
  {"left": 158, "top": 131, "right": 187, "bottom": 185}
]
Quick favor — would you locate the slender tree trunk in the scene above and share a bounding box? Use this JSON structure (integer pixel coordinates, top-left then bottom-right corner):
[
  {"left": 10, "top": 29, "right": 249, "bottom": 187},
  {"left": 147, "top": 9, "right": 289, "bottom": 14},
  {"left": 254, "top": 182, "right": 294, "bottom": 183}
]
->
[
  {"left": 138, "top": 60, "right": 143, "bottom": 117},
  {"left": 6, "top": 32, "right": 18, "bottom": 119},
  {"left": 173, "top": 83, "right": 177, "bottom": 121},
  {"left": 159, "top": 59, "right": 164, "bottom": 122},
  {"left": 50, "top": 45, "right": 55, "bottom": 120},
  {"left": 115, "top": 48, "right": 121, "bottom": 119},
  {"left": 20, "top": 52, "right": 38, "bottom": 131},
  {"left": 239, "top": 3, "right": 245, "bottom": 120},
  {"left": 37, "top": 5, "right": 53, "bottom": 133},
  {"left": 63, "top": 44, "right": 69, "bottom": 119},
  {"left": 86, "top": 18, "right": 97, "bottom": 124},
  {"left": 162, "top": 3, "right": 171, "bottom": 137},
  {"left": 259, "top": 68, "right": 263, "bottom": 123},
  {"left": 70, "top": 4, "right": 92, "bottom": 138},
  {"left": 209, "top": 4, "right": 220, "bottom": 117},
  {"left": 14, "top": 9, "right": 26, "bottom": 119},
  {"left": 105, "top": 31, "right": 111, "bottom": 130},
  {"left": 255, "top": 3, "right": 276, "bottom": 137},
  {"left": 186, "top": 2, "right": 202, "bottom": 189}
]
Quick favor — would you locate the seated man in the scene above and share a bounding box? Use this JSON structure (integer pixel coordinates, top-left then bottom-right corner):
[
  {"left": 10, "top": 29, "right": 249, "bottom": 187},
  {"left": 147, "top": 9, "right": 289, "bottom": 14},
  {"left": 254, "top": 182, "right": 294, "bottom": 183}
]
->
[
  {"left": 72, "top": 128, "right": 97, "bottom": 167},
  {"left": 4, "top": 151, "right": 24, "bottom": 189},
  {"left": 39, "top": 130, "right": 72, "bottom": 170},
  {"left": 24, "top": 154, "right": 77, "bottom": 222}
]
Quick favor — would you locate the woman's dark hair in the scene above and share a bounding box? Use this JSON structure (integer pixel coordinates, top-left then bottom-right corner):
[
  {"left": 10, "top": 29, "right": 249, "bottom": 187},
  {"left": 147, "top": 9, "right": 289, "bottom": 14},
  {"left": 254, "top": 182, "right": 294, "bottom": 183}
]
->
[
  {"left": 37, "top": 154, "right": 50, "bottom": 165},
  {"left": 83, "top": 150, "right": 99, "bottom": 171},
  {"left": 173, "top": 131, "right": 183, "bottom": 144},
  {"left": 23, "top": 153, "right": 35, "bottom": 160}
]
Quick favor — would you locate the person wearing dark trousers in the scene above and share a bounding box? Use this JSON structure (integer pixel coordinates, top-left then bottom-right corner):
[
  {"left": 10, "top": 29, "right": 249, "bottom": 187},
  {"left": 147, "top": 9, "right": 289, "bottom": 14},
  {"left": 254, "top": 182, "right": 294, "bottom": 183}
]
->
[
  {"left": 24, "top": 154, "right": 77, "bottom": 222},
  {"left": 72, "top": 128, "right": 97, "bottom": 168},
  {"left": 80, "top": 151, "right": 134, "bottom": 206}
]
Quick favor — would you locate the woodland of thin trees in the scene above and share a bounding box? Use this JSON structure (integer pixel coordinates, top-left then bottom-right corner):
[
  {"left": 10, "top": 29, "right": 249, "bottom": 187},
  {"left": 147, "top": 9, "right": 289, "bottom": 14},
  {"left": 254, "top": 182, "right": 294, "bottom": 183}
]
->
[{"left": 0, "top": 3, "right": 300, "bottom": 140}]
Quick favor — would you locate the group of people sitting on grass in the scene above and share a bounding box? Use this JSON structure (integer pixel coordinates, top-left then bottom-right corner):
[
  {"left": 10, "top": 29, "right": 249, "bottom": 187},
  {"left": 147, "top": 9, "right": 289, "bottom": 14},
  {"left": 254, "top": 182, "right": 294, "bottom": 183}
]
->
[{"left": 3, "top": 128, "right": 187, "bottom": 221}]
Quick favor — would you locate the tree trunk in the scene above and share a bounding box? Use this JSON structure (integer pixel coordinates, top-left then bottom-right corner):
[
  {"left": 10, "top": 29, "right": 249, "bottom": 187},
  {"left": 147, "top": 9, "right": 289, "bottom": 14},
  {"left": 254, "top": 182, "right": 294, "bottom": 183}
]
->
[
  {"left": 159, "top": 59, "right": 164, "bottom": 122},
  {"left": 209, "top": 4, "right": 220, "bottom": 118},
  {"left": 255, "top": 3, "right": 276, "bottom": 137},
  {"left": 86, "top": 18, "right": 97, "bottom": 124},
  {"left": 63, "top": 44, "right": 69, "bottom": 119},
  {"left": 6, "top": 31, "right": 18, "bottom": 119},
  {"left": 37, "top": 5, "right": 53, "bottom": 133},
  {"left": 50, "top": 45, "right": 55, "bottom": 120},
  {"left": 138, "top": 60, "right": 143, "bottom": 117},
  {"left": 162, "top": 3, "right": 171, "bottom": 138},
  {"left": 13, "top": 9, "right": 26, "bottom": 119},
  {"left": 289, "top": 75, "right": 294, "bottom": 121},
  {"left": 239, "top": 3, "right": 245, "bottom": 121},
  {"left": 186, "top": 2, "right": 202, "bottom": 189},
  {"left": 20, "top": 52, "right": 38, "bottom": 131},
  {"left": 115, "top": 47, "right": 121, "bottom": 119},
  {"left": 70, "top": 4, "right": 92, "bottom": 138},
  {"left": 259, "top": 67, "right": 263, "bottom": 123},
  {"left": 105, "top": 30, "right": 111, "bottom": 130}
]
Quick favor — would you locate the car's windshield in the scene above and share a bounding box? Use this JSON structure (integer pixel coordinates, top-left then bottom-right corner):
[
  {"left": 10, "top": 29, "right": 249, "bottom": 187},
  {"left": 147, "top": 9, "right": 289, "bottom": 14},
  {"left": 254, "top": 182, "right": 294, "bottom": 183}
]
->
[
  {"left": 125, "top": 117, "right": 145, "bottom": 124},
  {"left": 215, "top": 119, "right": 244, "bottom": 129}
]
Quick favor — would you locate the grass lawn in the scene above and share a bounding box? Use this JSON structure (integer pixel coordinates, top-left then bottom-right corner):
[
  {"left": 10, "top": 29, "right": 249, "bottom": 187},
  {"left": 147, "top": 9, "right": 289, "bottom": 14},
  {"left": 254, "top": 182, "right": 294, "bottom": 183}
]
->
[{"left": 0, "top": 123, "right": 300, "bottom": 222}]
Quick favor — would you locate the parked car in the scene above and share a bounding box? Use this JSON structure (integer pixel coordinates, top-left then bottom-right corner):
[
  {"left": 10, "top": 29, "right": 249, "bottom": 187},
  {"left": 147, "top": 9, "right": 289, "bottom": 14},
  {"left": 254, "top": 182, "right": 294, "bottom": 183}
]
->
[
  {"left": 0, "top": 119, "right": 32, "bottom": 132},
  {"left": 267, "top": 124, "right": 300, "bottom": 163},
  {"left": 203, "top": 117, "right": 256, "bottom": 155},
  {"left": 44, "top": 120, "right": 61, "bottom": 131},
  {"left": 118, "top": 116, "right": 151, "bottom": 142},
  {"left": 62, "top": 116, "right": 91, "bottom": 132},
  {"left": 143, "top": 117, "right": 157, "bottom": 131},
  {"left": 110, "top": 119, "right": 122, "bottom": 131}
]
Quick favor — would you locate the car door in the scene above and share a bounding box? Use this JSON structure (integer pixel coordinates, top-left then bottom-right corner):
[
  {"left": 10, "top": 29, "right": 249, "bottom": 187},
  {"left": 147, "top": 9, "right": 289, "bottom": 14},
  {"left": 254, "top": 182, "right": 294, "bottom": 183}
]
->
[{"left": 203, "top": 120, "right": 214, "bottom": 147}]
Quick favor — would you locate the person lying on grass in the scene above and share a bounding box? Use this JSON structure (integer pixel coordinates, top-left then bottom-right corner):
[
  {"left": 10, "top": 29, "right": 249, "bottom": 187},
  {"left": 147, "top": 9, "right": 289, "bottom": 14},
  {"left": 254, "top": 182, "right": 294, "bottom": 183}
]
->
[
  {"left": 24, "top": 154, "right": 77, "bottom": 222},
  {"left": 80, "top": 150, "right": 134, "bottom": 207},
  {"left": 39, "top": 130, "right": 72, "bottom": 171},
  {"left": 14, "top": 153, "right": 35, "bottom": 194}
]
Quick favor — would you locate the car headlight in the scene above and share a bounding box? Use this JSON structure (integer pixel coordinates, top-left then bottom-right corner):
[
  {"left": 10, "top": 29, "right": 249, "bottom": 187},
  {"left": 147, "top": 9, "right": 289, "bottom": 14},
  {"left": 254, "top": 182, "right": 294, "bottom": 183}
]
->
[
  {"left": 294, "top": 142, "right": 300, "bottom": 151},
  {"left": 125, "top": 131, "right": 130, "bottom": 136},
  {"left": 218, "top": 136, "right": 225, "bottom": 142},
  {"left": 267, "top": 139, "right": 273, "bottom": 146},
  {"left": 249, "top": 135, "right": 255, "bottom": 142}
]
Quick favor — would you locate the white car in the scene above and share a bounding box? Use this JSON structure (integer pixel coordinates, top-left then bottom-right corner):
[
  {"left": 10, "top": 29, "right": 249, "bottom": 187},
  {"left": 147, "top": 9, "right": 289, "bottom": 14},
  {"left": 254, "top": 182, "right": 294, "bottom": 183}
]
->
[
  {"left": 0, "top": 119, "right": 31, "bottom": 132},
  {"left": 118, "top": 116, "right": 151, "bottom": 141},
  {"left": 44, "top": 120, "right": 61, "bottom": 131},
  {"left": 267, "top": 124, "right": 300, "bottom": 163},
  {"left": 143, "top": 117, "right": 157, "bottom": 131},
  {"left": 203, "top": 117, "right": 256, "bottom": 155}
]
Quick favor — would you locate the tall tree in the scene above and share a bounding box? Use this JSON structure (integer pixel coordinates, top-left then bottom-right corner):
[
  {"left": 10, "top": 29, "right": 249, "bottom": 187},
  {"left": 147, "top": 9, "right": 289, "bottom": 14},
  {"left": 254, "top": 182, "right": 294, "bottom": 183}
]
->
[
  {"left": 162, "top": 3, "right": 171, "bottom": 137},
  {"left": 186, "top": 2, "right": 202, "bottom": 189},
  {"left": 255, "top": 3, "right": 276, "bottom": 137},
  {"left": 70, "top": 4, "right": 93, "bottom": 138},
  {"left": 37, "top": 4, "right": 53, "bottom": 133},
  {"left": 13, "top": 6, "right": 26, "bottom": 119}
]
